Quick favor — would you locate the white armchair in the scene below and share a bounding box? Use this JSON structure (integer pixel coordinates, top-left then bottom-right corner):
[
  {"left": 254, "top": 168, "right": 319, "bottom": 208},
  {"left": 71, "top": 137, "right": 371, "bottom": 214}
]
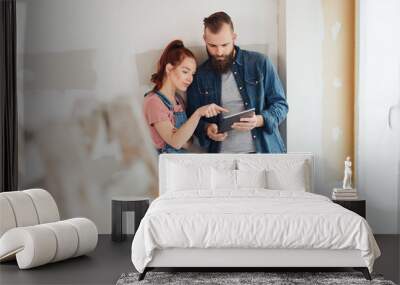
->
[{"left": 0, "top": 189, "right": 98, "bottom": 269}]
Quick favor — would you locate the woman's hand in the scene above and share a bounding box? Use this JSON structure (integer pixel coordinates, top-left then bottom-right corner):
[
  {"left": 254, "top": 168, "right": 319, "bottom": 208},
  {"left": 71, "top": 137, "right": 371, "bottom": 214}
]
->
[{"left": 195, "top": 104, "right": 229, "bottom": 118}]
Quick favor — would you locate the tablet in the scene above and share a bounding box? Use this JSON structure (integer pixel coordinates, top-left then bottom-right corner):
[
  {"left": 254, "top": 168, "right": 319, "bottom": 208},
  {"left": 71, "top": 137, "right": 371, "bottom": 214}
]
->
[{"left": 218, "top": 108, "right": 255, "bottom": 133}]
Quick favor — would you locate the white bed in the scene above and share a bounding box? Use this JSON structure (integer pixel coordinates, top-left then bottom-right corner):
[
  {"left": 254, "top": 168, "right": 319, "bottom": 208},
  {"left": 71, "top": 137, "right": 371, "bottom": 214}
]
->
[{"left": 131, "top": 154, "right": 380, "bottom": 280}]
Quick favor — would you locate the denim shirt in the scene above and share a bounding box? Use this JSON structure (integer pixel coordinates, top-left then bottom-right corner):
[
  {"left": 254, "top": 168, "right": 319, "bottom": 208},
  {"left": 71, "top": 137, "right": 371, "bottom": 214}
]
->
[{"left": 186, "top": 46, "right": 288, "bottom": 153}]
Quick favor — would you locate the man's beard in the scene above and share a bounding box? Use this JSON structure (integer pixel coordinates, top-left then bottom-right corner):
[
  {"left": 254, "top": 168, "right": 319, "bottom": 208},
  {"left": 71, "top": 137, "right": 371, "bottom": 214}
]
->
[{"left": 208, "top": 49, "right": 234, "bottom": 74}]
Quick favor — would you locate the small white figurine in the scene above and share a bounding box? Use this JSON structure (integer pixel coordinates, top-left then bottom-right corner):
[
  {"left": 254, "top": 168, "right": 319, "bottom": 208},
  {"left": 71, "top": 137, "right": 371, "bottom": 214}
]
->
[{"left": 342, "top": 156, "right": 353, "bottom": 189}]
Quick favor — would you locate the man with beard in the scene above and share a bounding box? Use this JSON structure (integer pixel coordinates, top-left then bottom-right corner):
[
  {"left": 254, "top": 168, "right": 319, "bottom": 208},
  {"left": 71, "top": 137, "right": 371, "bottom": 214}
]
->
[{"left": 186, "top": 11, "right": 288, "bottom": 153}]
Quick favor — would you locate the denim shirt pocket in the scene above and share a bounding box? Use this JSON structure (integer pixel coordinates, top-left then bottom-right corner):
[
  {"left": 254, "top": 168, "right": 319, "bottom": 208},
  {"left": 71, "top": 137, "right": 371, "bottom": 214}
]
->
[
  {"left": 196, "top": 79, "right": 219, "bottom": 124},
  {"left": 197, "top": 80, "right": 216, "bottom": 104},
  {"left": 244, "top": 73, "right": 263, "bottom": 87},
  {"left": 244, "top": 73, "right": 264, "bottom": 107}
]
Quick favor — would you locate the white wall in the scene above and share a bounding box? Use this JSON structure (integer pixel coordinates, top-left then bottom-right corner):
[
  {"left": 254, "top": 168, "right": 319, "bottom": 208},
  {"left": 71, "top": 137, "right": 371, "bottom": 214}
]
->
[
  {"left": 17, "top": 0, "right": 279, "bottom": 233},
  {"left": 285, "top": 0, "right": 399, "bottom": 234},
  {"left": 285, "top": 0, "right": 324, "bottom": 197},
  {"left": 356, "top": 0, "right": 400, "bottom": 234}
]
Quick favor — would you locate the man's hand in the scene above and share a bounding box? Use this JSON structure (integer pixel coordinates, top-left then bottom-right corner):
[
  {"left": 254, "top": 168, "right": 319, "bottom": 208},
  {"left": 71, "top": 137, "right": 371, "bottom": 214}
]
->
[
  {"left": 231, "top": 114, "right": 264, "bottom": 131},
  {"left": 206, "top": 123, "right": 228, "bottom": 141}
]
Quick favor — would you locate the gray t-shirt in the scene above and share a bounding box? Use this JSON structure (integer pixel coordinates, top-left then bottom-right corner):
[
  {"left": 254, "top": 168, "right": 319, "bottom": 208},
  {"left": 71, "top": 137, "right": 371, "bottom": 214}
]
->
[{"left": 220, "top": 71, "right": 256, "bottom": 153}]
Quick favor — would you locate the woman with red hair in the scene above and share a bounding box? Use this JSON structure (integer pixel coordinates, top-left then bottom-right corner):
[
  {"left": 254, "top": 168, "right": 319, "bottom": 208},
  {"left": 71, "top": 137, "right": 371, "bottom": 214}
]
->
[{"left": 143, "top": 40, "right": 227, "bottom": 153}]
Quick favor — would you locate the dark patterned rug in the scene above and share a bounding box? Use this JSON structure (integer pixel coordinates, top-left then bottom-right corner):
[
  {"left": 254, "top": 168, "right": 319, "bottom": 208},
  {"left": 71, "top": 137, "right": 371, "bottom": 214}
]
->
[{"left": 116, "top": 271, "right": 396, "bottom": 285}]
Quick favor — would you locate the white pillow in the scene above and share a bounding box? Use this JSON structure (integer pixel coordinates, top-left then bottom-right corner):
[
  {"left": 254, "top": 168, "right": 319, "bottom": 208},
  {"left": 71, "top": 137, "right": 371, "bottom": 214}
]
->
[
  {"left": 265, "top": 162, "right": 307, "bottom": 191},
  {"left": 167, "top": 162, "right": 212, "bottom": 191},
  {"left": 211, "top": 169, "right": 267, "bottom": 190},
  {"left": 236, "top": 169, "right": 267, "bottom": 188},
  {"left": 212, "top": 168, "right": 237, "bottom": 190}
]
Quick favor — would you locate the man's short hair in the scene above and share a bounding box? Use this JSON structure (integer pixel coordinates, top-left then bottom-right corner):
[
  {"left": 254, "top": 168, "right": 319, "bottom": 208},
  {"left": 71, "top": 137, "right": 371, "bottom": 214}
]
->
[{"left": 203, "top": 11, "right": 234, "bottom": 33}]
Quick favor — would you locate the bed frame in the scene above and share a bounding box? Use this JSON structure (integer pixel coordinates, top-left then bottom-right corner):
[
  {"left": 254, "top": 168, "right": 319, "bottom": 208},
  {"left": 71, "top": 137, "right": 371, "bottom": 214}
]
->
[
  {"left": 138, "top": 154, "right": 372, "bottom": 281},
  {"left": 140, "top": 248, "right": 371, "bottom": 280}
]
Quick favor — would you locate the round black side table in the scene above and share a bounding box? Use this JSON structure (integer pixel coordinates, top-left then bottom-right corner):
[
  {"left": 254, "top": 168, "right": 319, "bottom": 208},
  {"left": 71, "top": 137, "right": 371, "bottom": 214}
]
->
[{"left": 111, "top": 196, "right": 150, "bottom": 242}]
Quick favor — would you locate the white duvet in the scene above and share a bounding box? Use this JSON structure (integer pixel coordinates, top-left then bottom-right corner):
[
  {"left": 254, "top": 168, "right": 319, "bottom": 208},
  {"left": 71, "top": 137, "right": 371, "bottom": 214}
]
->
[{"left": 131, "top": 189, "right": 380, "bottom": 273}]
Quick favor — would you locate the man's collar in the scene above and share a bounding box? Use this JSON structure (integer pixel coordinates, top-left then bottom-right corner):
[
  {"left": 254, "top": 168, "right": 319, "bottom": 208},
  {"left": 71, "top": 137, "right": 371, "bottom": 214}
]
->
[{"left": 233, "top": 45, "right": 243, "bottom": 66}]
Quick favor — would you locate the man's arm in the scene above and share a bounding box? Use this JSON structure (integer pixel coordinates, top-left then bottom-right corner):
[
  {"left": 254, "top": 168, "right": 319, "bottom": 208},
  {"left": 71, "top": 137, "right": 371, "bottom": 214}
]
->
[
  {"left": 260, "top": 57, "right": 288, "bottom": 134},
  {"left": 186, "top": 77, "right": 211, "bottom": 149}
]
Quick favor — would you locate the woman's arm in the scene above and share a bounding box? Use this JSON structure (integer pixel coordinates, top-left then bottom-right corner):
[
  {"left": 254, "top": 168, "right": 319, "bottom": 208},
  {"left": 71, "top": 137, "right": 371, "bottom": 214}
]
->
[{"left": 154, "top": 104, "right": 227, "bottom": 149}]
